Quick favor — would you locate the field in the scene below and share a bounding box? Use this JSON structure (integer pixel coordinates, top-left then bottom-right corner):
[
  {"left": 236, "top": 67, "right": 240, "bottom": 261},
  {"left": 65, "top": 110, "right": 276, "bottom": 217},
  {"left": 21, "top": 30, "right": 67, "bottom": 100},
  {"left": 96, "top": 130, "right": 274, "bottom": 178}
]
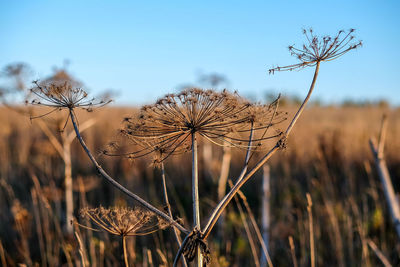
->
[{"left": 0, "top": 104, "right": 399, "bottom": 266}]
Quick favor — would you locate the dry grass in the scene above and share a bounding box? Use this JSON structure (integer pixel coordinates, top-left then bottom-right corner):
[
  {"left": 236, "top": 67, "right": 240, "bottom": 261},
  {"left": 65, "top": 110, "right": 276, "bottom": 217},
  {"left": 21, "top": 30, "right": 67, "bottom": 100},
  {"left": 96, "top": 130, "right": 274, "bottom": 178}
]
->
[{"left": 0, "top": 104, "right": 399, "bottom": 266}]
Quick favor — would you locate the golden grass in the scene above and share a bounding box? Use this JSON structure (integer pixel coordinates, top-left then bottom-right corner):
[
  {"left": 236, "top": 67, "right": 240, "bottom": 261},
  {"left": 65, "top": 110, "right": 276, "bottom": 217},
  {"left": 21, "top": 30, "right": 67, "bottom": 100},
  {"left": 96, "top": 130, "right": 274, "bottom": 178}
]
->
[{"left": 0, "top": 104, "right": 399, "bottom": 266}]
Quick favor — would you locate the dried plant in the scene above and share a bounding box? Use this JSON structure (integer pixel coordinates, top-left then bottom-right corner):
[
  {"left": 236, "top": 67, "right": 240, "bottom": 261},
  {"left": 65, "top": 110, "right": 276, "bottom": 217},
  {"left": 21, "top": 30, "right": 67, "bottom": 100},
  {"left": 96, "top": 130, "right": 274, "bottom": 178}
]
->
[
  {"left": 118, "top": 88, "right": 283, "bottom": 162},
  {"left": 29, "top": 80, "right": 109, "bottom": 111},
  {"left": 28, "top": 80, "right": 111, "bottom": 122},
  {"left": 80, "top": 206, "right": 169, "bottom": 236},
  {"left": 117, "top": 88, "right": 285, "bottom": 266},
  {"left": 27, "top": 80, "right": 188, "bottom": 235},
  {"left": 269, "top": 28, "right": 362, "bottom": 74},
  {"left": 24, "top": 28, "right": 363, "bottom": 267},
  {"left": 171, "top": 29, "right": 360, "bottom": 267},
  {"left": 268, "top": 29, "right": 361, "bottom": 138},
  {"left": 79, "top": 206, "right": 169, "bottom": 267}
]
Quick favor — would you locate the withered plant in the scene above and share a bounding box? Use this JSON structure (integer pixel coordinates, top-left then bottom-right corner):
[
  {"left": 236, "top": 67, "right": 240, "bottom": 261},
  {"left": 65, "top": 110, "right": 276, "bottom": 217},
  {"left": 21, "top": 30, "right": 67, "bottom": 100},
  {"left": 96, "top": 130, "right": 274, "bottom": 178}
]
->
[
  {"left": 173, "top": 28, "right": 360, "bottom": 267},
  {"left": 27, "top": 79, "right": 191, "bottom": 266},
  {"left": 115, "top": 88, "right": 284, "bottom": 266},
  {"left": 118, "top": 89, "right": 283, "bottom": 159},
  {"left": 27, "top": 28, "right": 361, "bottom": 267},
  {"left": 28, "top": 81, "right": 185, "bottom": 226},
  {"left": 29, "top": 80, "right": 110, "bottom": 122},
  {"left": 79, "top": 206, "right": 168, "bottom": 267}
]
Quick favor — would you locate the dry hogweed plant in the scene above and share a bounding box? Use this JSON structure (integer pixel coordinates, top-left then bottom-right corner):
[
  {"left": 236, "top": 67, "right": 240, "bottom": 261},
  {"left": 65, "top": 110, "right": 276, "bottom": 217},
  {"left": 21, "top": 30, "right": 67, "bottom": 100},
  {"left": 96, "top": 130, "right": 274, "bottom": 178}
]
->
[
  {"left": 105, "top": 135, "right": 192, "bottom": 266},
  {"left": 169, "top": 28, "right": 360, "bottom": 267},
  {"left": 29, "top": 80, "right": 110, "bottom": 124},
  {"left": 78, "top": 206, "right": 168, "bottom": 267},
  {"left": 115, "top": 89, "right": 284, "bottom": 160},
  {"left": 27, "top": 28, "right": 361, "bottom": 267},
  {"left": 111, "top": 88, "right": 285, "bottom": 266},
  {"left": 27, "top": 81, "right": 189, "bottom": 235}
]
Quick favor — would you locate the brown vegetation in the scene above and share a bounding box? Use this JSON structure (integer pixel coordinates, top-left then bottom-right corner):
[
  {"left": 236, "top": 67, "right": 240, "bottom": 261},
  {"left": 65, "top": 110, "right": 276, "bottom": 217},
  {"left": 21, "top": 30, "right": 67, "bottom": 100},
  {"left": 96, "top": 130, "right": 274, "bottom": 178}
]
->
[{"left": 0, "top": 104, "right": 399, "bottom": 266}]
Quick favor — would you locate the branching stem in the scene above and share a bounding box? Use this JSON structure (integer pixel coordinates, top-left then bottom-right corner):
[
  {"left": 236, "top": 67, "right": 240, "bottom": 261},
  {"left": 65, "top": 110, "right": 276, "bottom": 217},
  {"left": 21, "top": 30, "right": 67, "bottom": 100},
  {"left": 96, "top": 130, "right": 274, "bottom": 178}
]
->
[{"left": 201, "top": 61, "right": 320, "bottom": 239}]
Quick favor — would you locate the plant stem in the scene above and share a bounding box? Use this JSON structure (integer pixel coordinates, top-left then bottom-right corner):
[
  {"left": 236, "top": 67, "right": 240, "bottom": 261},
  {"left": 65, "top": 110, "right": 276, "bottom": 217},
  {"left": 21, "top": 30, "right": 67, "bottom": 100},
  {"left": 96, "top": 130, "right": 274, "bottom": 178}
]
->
[
  {"left": 306, "top": 193, "right": 315, "bottom": 267},
  {"left": 234, "top": 191, "right": 260, "bottom": 267},
  {"left": 69, "top": 110, "right": 189, "bottom": 234},
  {"left": 288, "top": 236, "right": 298, "bottom": 267},
  {"left": 235, "top": 179, "right": 274, "bottom": 267},
  {"left": 202, "top": 62, "right": 320, "bottom": 239},
  {"left": 369, "top": 115, "right": 400, "bottom": 239},
  {"left": 192, "top": 132, "right": 203, "bottom": 267},
  {"left": 202, "top": 145, "right": 279, "bottom": 239},
  {"left": 161, "top": 162, "right": 188, "bottom": 267},
  {"left": 285, "top": 61, "right": 320, "bottom": 136},
  {"left": 237, "top": 122, "right": 254, "bottom": 182},
  {"left": 122, "top": 235, "right": 129, "bottom": 267},
  {"left": 62, "top": 135, "right": 74, "bottom": 234}
]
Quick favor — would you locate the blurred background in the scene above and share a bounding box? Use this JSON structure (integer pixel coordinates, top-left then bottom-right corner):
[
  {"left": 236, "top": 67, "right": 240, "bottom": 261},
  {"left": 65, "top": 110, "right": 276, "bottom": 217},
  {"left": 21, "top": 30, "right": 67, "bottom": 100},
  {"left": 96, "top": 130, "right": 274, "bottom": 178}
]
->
[
  {"left": 1, "top": 0, "right": 399, "bottom": 105},
  {"left": 0, "top": 1, "right": 399, "bottom": 266}
]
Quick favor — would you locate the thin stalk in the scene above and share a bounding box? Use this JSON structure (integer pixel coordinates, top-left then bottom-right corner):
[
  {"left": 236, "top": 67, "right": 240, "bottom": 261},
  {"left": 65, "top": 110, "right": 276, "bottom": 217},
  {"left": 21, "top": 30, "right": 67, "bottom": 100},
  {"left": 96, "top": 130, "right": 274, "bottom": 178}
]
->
[
  {"left": 192, "top": 132, "right": 203, "bottom": 267},
  {"left": 216, "top": 142, "right": 231, "bottom": 246},
  {"left": 236, "top": 185, "right": 273, "bottom": 267},
  {"left": 62, "top": 138, "right": 73, "bottom": 234},
  {"left": 37, "top": 118, "right": 96, "bottom": 235},
  {"left": 216, "top": 123, "right": 253, "bottom": 243},
  {"left": 202, "top": 145, "right": 279, "bottom": 239},
  {"left": 366, "top": 239, "right": 392, "bottom": 267},
  {"left": 234, "top": 192, "right": 260, "bottom": 267},
  {"left": 202, "top": 62, "right": 320, "bottom": 239},
  {"left": 288, "top": 236, "right": 298, "bottom": 267},
  {"left": 173, "top": 233, "right": 193, "bottom": 267},
  {"left": 306, "top": 193, "right": 315, "bottom": 267},
  {"left": 369, "top": 115, "right": 400, "bottom": 239},
  {"left": 69, "top": 109, "right": 188, "bottom": 234},
  {"left": 31, "top": 189, "right": 47, "bottom": 267},
  {"left": 237, "top": 122, "right": 254, "bottom": 182},
  {"left": 161, "top": 162, "right": 188, "bottom": 267},
  {"left": 122, "top": 235, "right": 129, "bottom": 267},
  {"left": 260, "top": 164, "right": 273, "bottom": 267},
  {"left": 217, "top": 144, "right": 231, "bottom": 201},
  {"left": 285, "top": 61, "right": 320, "bottom": 136},
  {"left": 74, "top": 230, "right": 87, "bottom": 267}
]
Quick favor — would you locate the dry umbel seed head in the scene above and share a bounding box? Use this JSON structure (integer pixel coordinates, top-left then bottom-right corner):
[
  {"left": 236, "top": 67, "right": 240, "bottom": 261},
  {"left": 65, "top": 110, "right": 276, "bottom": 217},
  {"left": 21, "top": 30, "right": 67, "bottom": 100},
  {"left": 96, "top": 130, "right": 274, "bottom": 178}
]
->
[
  {"left": 79, "top": 206, "right": 169, "bottom": 236},
  {"left": 27, "top": 80, "right": 111, "bottom": 122},
  {"left": 29, "top": 80, "right": 110, "bottom": 110},
  {"left": 269, "top": 28, "right": 362, "bottom": 73},
  {"left": 113, "top": 88, "right": 285, "bottom": 162}
]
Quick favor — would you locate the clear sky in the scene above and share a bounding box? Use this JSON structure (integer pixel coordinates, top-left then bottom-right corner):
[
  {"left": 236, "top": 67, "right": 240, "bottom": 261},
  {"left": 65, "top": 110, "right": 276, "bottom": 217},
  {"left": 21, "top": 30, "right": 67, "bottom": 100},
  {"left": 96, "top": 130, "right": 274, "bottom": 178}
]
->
[{"left": 1, "top": 0, "right": 399, "bottom": 105}]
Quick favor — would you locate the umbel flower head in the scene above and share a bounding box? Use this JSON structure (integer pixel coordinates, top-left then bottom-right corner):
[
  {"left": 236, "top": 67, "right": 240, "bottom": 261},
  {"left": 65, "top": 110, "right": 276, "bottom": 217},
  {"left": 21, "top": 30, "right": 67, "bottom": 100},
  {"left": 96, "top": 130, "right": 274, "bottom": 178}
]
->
[
  {"left": 29, "top": 80, "right": 110, "bottom": 111},
  {"left": 269, "top": 28, "right": 362, "bottom": 73},
  {"left": 80, "top": 206, "right": 169, "bottom": 236},
  {"left": 114, "top": 88, "right": 285, "bottom": 162}
]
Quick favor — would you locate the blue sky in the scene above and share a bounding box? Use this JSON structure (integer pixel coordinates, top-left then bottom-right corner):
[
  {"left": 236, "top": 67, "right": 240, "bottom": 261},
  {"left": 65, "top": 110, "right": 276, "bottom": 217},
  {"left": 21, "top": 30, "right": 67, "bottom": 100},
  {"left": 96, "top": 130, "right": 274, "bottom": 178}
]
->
[{"left": 1, "top": 0, "right": 399, "bottom": 105}]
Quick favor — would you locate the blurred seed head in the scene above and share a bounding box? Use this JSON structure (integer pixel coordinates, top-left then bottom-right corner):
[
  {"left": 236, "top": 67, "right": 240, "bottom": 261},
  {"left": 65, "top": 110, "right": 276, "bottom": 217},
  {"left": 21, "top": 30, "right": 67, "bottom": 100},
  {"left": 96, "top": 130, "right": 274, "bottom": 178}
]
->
[
  {"left": 80, "top": 206, "right": 169, "bottom": 236},
  {"left": 28, "top": 80, "right": 111, "bottom": 111}
]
